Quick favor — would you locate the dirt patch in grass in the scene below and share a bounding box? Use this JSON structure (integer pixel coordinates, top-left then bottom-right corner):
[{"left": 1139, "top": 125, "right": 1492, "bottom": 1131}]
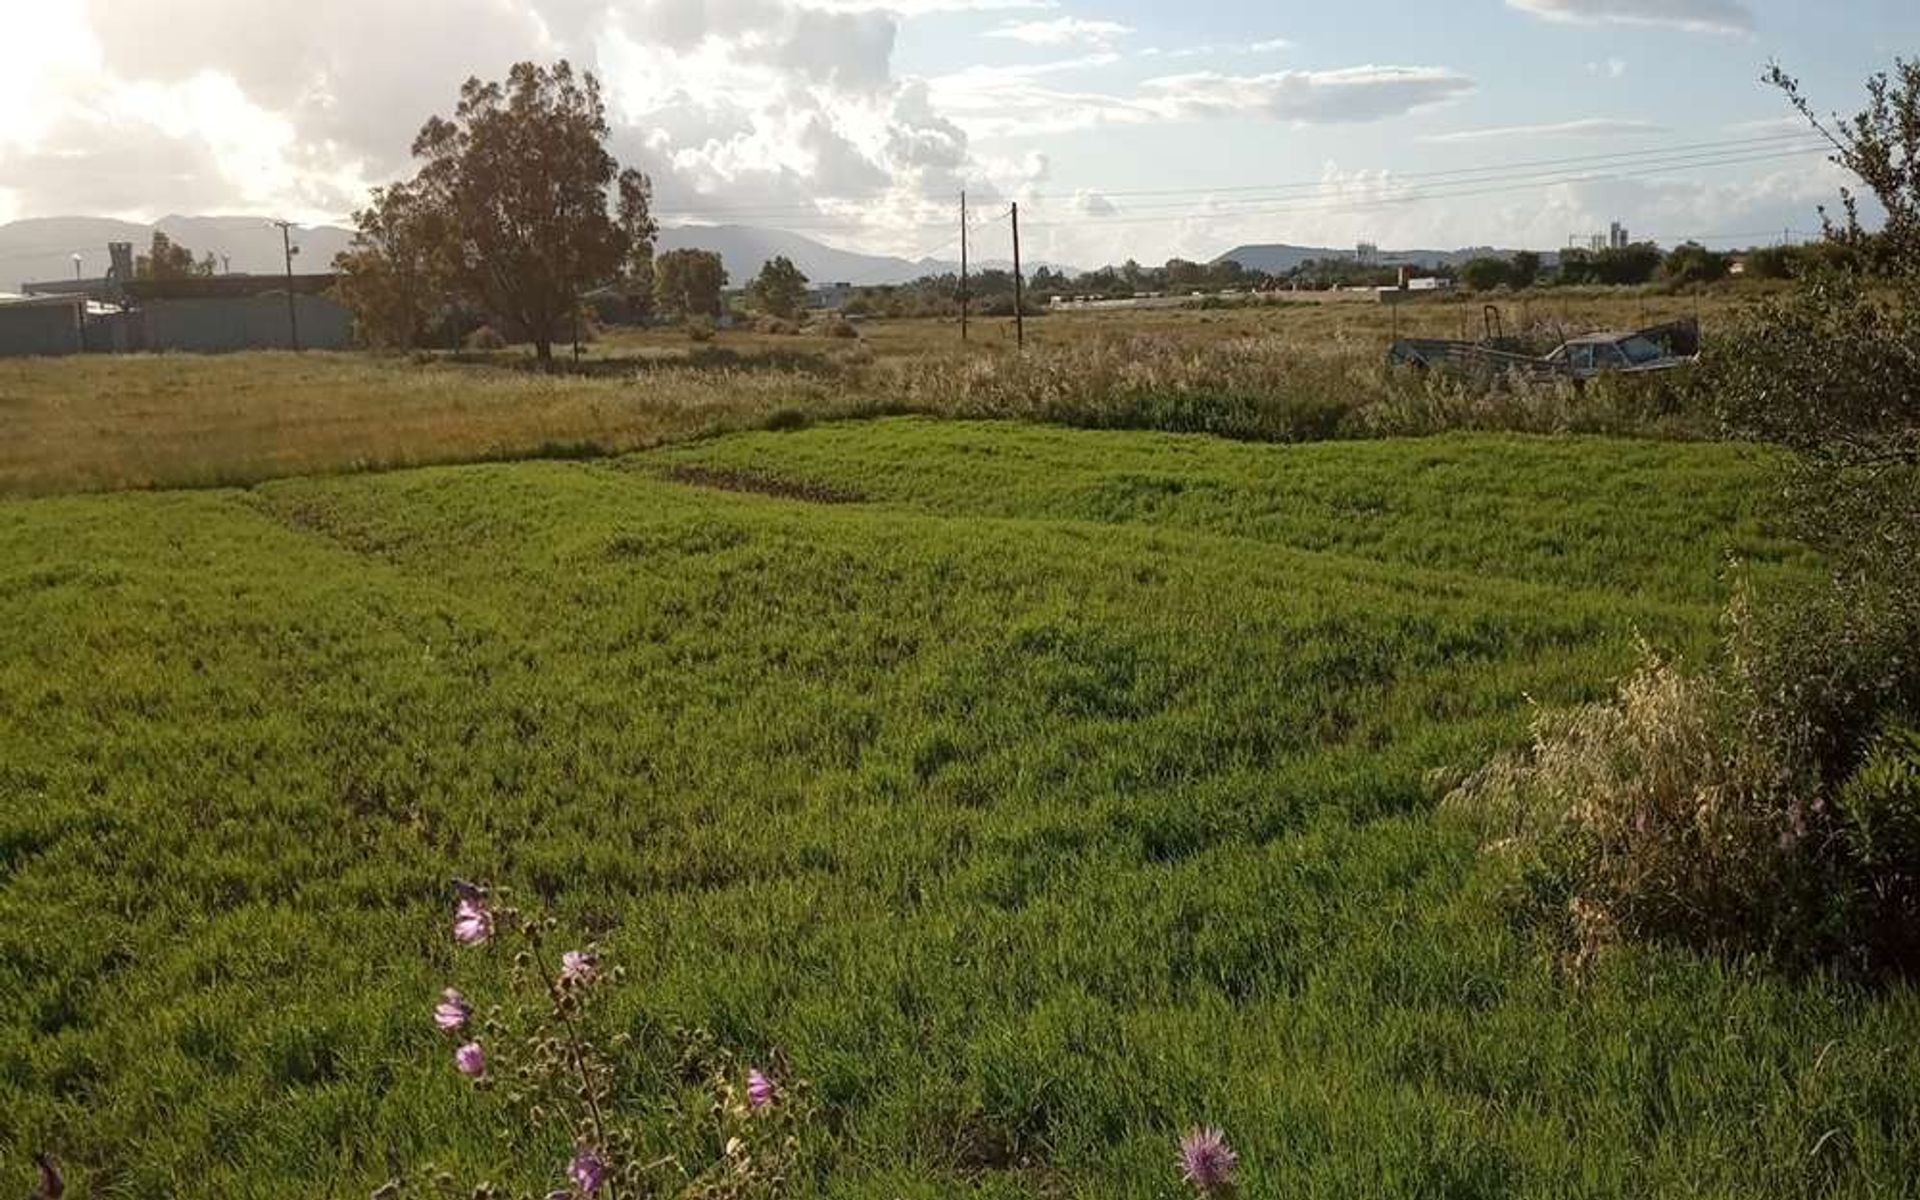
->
[{"left": 663, "top": 463, "right": 867, "bottom": 504}]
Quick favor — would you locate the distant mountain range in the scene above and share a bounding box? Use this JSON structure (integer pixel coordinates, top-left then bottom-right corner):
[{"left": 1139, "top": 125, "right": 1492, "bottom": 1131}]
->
[
  {"left": 657, "top": 224, "right": 949, "bottom": 287},
  {"left": 4, "top": 214, "right": 1549, "bottom": 295},
  {"left": 1212, "top": 243, "right": 1561, "bottom": 273},
  {"left": 0, "top": 216, "right": 356, "bottom": 290},
  {"left": 1, "top": 215, "right": 1046, "bottom": 293}
]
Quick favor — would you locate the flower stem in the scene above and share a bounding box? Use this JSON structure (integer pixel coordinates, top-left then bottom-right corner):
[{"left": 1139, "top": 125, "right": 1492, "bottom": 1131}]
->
[{"left": 527, "top": 934, "right": 618, "bottom": 1200}]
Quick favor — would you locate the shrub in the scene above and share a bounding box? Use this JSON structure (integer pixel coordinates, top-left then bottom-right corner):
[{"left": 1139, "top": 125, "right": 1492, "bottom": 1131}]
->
[
  {"left": 1458, "top": 257, "right": 1511, "bottom": 292},
  {"left": 1743, "top": 245, "right": 1797, "bottom": 280},
  {"left": 833, "top": 340, "right": 875, "bottom": 366},
  {"left": 686, "top": 316, "right": 716, "bottom": 343},
  {"left": 1446, "top": 643, "right": 1791, "bottom": 974},
  {"left": 1661, "top": 242, "right": 1731, "bottom": 286},
  {"left": 463, "top": 325, "right": 508, "bottom": 351},
  {"left": 1838, "top": 726, "right": 1920, "bottom": 967},
  {"left": 819, "top": 316, "right": 858, "bottom": 340},
  {"left": 1450, "top": 584, "right": 1920, "bottom": 977},
  {"left": 762, "top": 406, "right": 812, "bottom": 432},
  {"left": 754, "top": 316, "right": 800, "bottom": 336}
]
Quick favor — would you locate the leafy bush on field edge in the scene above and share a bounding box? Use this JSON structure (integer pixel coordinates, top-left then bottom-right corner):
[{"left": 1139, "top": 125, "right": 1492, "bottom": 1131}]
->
[{"left": 1446, "top": 587, "right": 1920, "bottom": 977}]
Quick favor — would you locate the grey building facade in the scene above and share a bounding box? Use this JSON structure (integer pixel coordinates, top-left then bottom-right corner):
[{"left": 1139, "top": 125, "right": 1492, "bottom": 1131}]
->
[
  {"left": 135, "top": 294, "right": 352, "bottom": 352},
  {"left": 3, "top": 245, "right": 354, "bottom": 357},
  {"left": 0, "top": 296, "right": 85, "bottom": 357}
]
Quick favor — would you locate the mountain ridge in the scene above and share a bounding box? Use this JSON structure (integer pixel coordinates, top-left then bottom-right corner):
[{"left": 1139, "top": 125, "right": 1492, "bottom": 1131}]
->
[
  {"left": 1, "top": 215, "right": 1009, "bottom": 292},
  {"left": 4, "top": 213, "right": 1549, "bottom": 296}
]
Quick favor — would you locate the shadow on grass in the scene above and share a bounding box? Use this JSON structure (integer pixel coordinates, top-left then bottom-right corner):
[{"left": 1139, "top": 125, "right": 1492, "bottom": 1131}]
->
[{"left": 431, "top": 345, "right": 850, "bottom": 378}]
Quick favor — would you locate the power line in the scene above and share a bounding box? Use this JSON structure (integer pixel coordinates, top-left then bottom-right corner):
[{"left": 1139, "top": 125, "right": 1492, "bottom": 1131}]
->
[
  {"left": 1017, "top": 145, "right": 1829, "bottom": 230},
  {"left": 1085, "top": 130, "right": 1826, "bottom": 199},
  {"left": 637, "top": 137, "right": 1831, "bottom": 236},
  {"left": 1071, "top": 139, "right": 1829, "bottom": 217},
  {"left": 638, "top": 130, "right": 1827, "bottom": 222}
]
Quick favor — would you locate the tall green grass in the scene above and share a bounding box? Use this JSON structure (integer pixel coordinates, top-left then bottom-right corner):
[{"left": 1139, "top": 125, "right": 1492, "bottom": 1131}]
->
[{"left": 2, "top": 422, "right": 1912, "bottom": 1200}]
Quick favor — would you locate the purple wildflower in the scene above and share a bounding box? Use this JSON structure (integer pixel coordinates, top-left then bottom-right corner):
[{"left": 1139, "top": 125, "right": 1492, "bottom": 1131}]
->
[
  {"left": 434, "top": 988, "right": 472, "bottom": 1032},
  {"left": 567, "top": 1148, "right": 607, "bottom": 1195},
  {"left": 560, "top": 950, "right": 598, "bottom": 985},
  {"left": 746, "top": 1068, "right": 775, "bottom": 1111},
  {"left": 453, "top": 896, "right": 493, "bottom": 946},
  {"left": 454, "top": 1041, "right": 486, "bottom": 1078},
  {"left": 1178, "top": 1127, "right": 1237, "bottom": 1195}
]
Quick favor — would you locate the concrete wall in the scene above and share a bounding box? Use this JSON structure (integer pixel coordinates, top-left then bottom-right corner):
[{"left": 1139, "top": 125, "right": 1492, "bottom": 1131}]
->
[
  {"left": 139, "top": 294, "right": 354, "bottom": 352},
  {"left": 0, "top": 300, "right": 83, "bottom": 357}
]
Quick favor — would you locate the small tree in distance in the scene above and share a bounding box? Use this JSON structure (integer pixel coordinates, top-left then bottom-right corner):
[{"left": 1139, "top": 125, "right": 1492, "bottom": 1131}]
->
[
  {"left": 749, "top": 255, "right": 809, "bottom": 319},
  {"left": 135, "top": 231, "right": 214, "bottom": 280},
  {"left": 1662, "top": 241, "right": 1731, "bottom": 285},
  {"left": 655, "top": 248, "right": 727, "bottom": 320},
  {"left": 1458, "top": 256, "right": 1510, "bottom": 291},
  {"left": 1508, "top": 250, "right": 1542, "bottom": 290}
]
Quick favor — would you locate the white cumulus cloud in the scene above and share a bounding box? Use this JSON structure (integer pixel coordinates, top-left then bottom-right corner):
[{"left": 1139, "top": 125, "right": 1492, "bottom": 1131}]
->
[
  {"left": 984, "top": 17, "right": 1133, "bottom": 46},
  {"left": 1506, "top": 0, "right": 1754, "bottom": 35}
]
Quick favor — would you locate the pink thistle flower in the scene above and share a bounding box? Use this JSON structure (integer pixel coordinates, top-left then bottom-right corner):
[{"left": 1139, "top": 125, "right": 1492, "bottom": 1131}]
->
[
  {"left": 560, "top": 950, "right": 598, "bottom": 985},
  {"left": 434, "top": 988, "right": 472, "bottom": 1032},
  {"left": 567, "top": 1148, "right": 607, "bottom": 1195},
  {"left": 746, "top": 1068, "right": 775, "bottom": 1111},
  {"left": 454, "top": 1042, "right": 486, "bottom": 1078},
  {"left": 453, "top": 897, "right": 493, "bottom": 946},
  {"left": 1178, "top": 1127, "right": 1237, "bottom": 1195}
]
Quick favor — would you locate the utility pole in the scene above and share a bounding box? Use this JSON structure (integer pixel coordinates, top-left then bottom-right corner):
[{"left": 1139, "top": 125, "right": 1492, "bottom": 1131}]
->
[
  {"left": 272, "top": 220, "right": 301, "bottom": 351},
  {"left": 959, "top": 190, "right": 969, "bottom": 343},
  {"left": 1011, "top": 201, "right": 1024, "bottom": 351}
]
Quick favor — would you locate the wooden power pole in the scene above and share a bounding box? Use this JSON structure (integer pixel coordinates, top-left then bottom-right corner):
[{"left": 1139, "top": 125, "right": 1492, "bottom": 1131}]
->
[
  {"left": 960, "top": 191, "right": 969, "bottom": 343},
  {"left": 1011, "top": 201, "right": 1024, "bottom": 350},
  {"left": 272, "top": 220, "right": 301, "bottom": 352}
]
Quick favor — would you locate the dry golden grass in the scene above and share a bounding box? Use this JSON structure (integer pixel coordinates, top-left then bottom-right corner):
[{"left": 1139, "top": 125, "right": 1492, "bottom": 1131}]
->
[
  {"left": 0, "top": 284, "right": 1768, "bottom": 497},
  {"left": 0, "top": 352, "right": 874, "bottom": 496}
]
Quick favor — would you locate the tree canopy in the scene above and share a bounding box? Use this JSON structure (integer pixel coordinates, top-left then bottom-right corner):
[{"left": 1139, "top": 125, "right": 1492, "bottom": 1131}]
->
[
  {"left": 1662, "top": 242, "right": 1731, "bottom": 285},
  {"left": 336, "top": 60, "right": 656, "bottom": 361},
  {"left": 1458, "top": 257, "right": 1510, "bottom": 291},
  {"left": 655, "top": 249, "right": 728, "bottom": 320},
  {"left": 748, "top": 256, "right": 808, "bottom": 319},
  {"left": 136, "top": 232, "right": 215, "bottom": 281},
  {"left": 332, "top": 181, "right": 446, "bottom": 349}
]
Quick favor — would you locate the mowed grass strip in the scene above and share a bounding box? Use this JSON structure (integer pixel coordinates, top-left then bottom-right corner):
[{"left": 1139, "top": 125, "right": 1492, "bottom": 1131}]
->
[{"left": 1, "top": 423, "right": 1912, "bottom": 1200}]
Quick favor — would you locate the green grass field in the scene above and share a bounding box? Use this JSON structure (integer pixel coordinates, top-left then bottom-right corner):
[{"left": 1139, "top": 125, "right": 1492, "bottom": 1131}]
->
[{"left": 4, "top": 417, "right": 1915, "bottom": 1199}]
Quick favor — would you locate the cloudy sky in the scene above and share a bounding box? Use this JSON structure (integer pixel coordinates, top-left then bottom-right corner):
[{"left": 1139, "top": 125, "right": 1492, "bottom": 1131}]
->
[{"left": 0, "top": 0, "right": 1910, "bottom": 265}]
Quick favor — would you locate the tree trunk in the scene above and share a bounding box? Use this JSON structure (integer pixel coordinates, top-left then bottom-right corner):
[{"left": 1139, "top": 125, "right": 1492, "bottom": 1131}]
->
[{"left": 534, "top": 338, "right": 553, "bottom": 366}]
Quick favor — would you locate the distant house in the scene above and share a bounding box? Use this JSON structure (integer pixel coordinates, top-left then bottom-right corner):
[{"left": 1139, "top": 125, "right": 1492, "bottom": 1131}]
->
[
  {"left": 806, "top": 282, "right": 855, "bottom": 311},
  {"left": 1376, "top": 276, "right": 1454, "bottom": 303}
]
